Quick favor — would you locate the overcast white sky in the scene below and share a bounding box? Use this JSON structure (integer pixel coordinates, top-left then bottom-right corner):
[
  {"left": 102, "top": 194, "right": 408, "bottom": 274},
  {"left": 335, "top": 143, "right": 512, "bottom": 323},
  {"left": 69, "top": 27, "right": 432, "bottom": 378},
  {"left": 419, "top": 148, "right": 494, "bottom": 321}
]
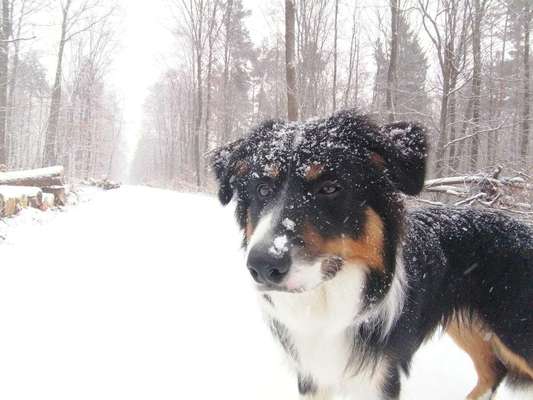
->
[{"left": 106, "top": 0, "right": 273, "bottom": 163}]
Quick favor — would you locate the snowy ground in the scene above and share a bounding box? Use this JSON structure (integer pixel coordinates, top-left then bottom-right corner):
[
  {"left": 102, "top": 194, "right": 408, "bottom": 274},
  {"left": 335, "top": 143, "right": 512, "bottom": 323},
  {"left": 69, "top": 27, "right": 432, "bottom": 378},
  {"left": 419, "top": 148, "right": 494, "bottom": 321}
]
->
[{"left": 0, "top": 186, "right": 529, "bottom": 400}]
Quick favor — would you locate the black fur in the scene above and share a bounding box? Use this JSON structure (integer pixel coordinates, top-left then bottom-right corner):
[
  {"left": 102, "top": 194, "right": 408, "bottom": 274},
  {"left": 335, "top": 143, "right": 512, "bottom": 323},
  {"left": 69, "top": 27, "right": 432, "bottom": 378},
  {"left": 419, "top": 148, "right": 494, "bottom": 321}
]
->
[
  {"left": 269, "top": 319, "right": 299, "bottom": 363},
  {"left": 212, "top": 110, "right": 533, "bottom": 398},
  {"left": 297, "top": 374, "right": 317, "bottom": 396}
]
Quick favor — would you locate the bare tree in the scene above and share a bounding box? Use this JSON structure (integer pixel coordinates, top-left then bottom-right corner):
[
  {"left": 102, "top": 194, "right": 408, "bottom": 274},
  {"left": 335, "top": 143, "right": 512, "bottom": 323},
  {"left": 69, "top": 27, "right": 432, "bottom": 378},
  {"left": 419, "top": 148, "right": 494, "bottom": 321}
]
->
[
  {"left": 332, "top": 0, "right": 338, "bottom": 112},
  {"left": 386, "top": 0, "right": 399, "bottom": 123},
  {"left": 204, "top": 0, "right": 221, "bottom": 155},
  {"left": 344, "top": 1, "right": 361, "bottom": 108},
  {"left": 43, "top": 0, "right": 116, "bottom": 166},
  {"left": 470, "top": 0, "right": 482, "bottom": 171},
  {"left": 0, "top": 0, "right": 11, "bottom": 165},
  {"left": 418, "top": 0, "right": 471, "bottom": 177},
  {"left": 519, "top": 0, "right": 531, "bottom": 172},
  {"left": 285, "top": 0, "right": 298, "bottom": 121}
]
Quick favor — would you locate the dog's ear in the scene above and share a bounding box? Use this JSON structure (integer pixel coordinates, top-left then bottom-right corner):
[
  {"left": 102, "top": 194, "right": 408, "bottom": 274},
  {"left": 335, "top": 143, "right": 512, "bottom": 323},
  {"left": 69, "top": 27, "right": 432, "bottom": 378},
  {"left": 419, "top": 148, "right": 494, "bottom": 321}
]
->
[
  {"left": 372, "top": 121, "right": 427, "bottom": 196},
  {"left": 211, "top": 139, "right": 245, "bottom": 205}
]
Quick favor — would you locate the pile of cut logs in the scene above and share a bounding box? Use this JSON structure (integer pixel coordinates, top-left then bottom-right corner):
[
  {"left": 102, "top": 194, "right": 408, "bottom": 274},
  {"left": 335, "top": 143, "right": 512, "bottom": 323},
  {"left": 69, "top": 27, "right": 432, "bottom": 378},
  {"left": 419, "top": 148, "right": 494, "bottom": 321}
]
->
[{"left": 0, "top": 166, "right": 66, "bottom": 217}]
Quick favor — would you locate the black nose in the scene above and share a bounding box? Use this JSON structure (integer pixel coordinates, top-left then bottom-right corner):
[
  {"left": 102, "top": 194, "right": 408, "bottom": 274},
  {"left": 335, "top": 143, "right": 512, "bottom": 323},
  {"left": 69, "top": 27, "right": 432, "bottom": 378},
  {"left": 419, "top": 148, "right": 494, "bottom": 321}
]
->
[{"left": 247, "top": 246, "right": 290, "bottom": 285}]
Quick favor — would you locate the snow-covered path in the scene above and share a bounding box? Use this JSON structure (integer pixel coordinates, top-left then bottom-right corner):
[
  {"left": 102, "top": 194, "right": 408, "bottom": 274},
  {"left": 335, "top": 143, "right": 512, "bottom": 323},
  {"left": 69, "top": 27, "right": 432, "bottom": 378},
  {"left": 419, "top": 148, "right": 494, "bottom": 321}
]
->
[{"left": 0, "top": 187, "right": 527, "bottom": 399}]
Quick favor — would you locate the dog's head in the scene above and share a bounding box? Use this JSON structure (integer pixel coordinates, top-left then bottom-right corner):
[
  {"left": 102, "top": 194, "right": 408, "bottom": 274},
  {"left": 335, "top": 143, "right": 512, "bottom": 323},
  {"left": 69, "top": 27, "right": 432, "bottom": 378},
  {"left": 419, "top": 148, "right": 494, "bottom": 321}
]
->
[{"left": 212, "top": 110, "right": 427, "bottom": 293}]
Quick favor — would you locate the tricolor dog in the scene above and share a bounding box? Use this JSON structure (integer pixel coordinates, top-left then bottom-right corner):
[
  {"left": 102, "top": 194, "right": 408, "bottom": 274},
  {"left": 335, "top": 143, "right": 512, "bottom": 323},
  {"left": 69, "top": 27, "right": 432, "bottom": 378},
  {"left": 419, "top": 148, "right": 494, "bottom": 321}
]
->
[{"left": 211, "top": 110, "right": 533, "bottom": 399}]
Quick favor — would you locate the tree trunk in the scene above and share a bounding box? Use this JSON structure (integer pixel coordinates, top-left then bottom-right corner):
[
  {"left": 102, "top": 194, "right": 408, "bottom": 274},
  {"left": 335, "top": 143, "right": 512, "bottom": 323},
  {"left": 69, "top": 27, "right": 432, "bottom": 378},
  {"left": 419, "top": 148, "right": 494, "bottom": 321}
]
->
[
  {"left": 6, "top": 0, "right": 27, "bottom": 150},
  {"left": 386, "top": 0, "right": 399, "bottom": 123},
  {"left": 435, "top": 77, "right": 449, "bottom": 177},
  {"left": 204, "top": 0, "right": 218, "bottom": 155},
  {"left": 491, "top": 5, "right": 510, "bottom": 167},
  {"left": 332, "top": 0, "right": 338, "bottom": 112},
  {"left": 285, "top": 0, "right": 298, "bottom": 121},
  {"left": 44, "top": 1, "right": 70, "bottom": 166},
  {"left": 194, "top": 47, "right": 203, "bottom": 187},
  {"left": 470, "top": 0, "right": 482, "bottom": 171},
  {"left": 519, "top": 1, "right": 531, "bottom": 172},
  {"left": 454, "top": 95, "right": 474, "bottom": 172},
  {"left": 447, "top": 72, "right": 458, "bottom": 175},
  {"left": 0, "top": 0, "right": 11, "bottom": 165},
  {"left": 222, "top": 0, "right": 233, "bottom": 140}
]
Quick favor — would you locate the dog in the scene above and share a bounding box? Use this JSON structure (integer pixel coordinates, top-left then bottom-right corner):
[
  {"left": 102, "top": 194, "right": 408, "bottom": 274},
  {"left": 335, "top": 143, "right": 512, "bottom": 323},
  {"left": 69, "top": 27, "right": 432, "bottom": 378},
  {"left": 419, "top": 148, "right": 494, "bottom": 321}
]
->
[{"left": 211, "top": 110, "right": 533, "bottom": 399}]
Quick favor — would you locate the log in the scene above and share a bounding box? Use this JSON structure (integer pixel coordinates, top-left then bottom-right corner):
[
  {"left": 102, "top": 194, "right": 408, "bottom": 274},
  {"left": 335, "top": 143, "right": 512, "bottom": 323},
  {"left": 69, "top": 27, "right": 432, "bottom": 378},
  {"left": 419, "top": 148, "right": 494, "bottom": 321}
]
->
[
  {"left": 83, "top": 177, "right": 120, "bottom": 190},
  {"left": 42, "top": 185, "right": 66, "bottom": 206},
  {"left": 0, "top": 166, "right": 64, "bottom": 187},
  {"left": 41, "top": 193, "right": 56, "bottom": 210},
  {"left": 0, "top": 186, "right": 43, "bottom": 217}
]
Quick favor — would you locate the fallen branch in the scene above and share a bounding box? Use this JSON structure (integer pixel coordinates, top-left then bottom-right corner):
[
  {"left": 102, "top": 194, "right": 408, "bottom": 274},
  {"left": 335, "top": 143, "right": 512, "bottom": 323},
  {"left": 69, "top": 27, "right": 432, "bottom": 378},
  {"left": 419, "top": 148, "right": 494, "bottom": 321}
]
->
[{"left": 422, "top": 168, "right": 532, "bottom": 224}]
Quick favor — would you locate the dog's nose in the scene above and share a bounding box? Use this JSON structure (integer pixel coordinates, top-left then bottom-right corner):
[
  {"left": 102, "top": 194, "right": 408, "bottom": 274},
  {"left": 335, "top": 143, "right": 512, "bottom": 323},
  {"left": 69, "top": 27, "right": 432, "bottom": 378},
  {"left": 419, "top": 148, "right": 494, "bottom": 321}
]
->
[{"left": 247, "top": 246, "right": 290, "bottom": 285}]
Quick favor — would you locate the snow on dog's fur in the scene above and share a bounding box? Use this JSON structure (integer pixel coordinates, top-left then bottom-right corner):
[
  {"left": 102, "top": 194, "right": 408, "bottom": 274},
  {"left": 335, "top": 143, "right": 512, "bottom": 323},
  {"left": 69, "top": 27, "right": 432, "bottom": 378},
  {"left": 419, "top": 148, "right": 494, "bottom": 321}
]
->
[{"left": 212, "top": 110, "right": 533, "bottom": 399}]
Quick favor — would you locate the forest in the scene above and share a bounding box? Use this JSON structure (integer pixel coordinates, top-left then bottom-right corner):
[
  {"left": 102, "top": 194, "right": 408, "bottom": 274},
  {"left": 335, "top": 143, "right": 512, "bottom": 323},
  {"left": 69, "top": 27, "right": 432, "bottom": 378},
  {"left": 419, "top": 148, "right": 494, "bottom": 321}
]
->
[
  {"left": 129, "top": 0, "right": 532, "bottom": 201},
  {"left": 1, "top": 0, "right": 532, "bottom": 204},
  {"left": 0, "top": 0, "right": 124, "bottom": 181}
]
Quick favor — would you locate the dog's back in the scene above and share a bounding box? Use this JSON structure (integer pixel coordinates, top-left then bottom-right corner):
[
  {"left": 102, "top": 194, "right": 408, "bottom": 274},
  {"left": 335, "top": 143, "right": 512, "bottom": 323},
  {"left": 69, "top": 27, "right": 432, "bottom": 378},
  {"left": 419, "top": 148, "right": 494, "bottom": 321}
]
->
[{"left": 403, "top": 207, "right": 533, "bottom": 396}]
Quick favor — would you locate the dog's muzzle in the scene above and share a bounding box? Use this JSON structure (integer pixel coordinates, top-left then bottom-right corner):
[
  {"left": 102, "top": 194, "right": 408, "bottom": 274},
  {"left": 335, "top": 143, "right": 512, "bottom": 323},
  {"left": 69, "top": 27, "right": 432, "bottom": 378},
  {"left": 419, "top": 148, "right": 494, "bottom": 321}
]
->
[{"left": 247, "top": 244, "right": 291, "bottom": 286}]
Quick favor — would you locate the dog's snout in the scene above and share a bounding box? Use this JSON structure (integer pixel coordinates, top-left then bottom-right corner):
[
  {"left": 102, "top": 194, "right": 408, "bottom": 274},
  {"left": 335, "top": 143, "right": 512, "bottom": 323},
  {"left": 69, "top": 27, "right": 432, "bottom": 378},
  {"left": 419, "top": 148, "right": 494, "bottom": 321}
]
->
[{"left": 247, "top": 246, "right": 290, "bottom": 285}]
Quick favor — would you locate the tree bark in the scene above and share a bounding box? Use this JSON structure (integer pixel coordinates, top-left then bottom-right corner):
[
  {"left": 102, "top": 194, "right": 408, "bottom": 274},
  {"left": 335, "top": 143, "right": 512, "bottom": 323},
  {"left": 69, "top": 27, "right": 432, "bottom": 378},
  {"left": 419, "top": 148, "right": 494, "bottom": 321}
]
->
[
  {"left": 332, "top": 0, "right": 338, "bottom": 112},
  {"left": 386, "top": 0, "right": 399, "bottom": 123},
  {"left": 0, "top": 0, "right": 11, "bottom": 165},
  {"left": 44, "top": 1, "right": 71, "bottom": 166},
  {"left": 470, "top": 0, "right": 482, "bottom": 171},
  {"left": 6, "top": 0, "right": 25, "bottom": 156},
  {"left": 285, "top": 0, "right": 298, "bottom": 121},
  {"left": 222, "top": 0, "right": 233, "bottom": 140},
  {"left": 194, "top": 48, "right": 202, "bottom": 187},
  {"left": 519, "top": 1, "right": 531, "bottom": 172}
]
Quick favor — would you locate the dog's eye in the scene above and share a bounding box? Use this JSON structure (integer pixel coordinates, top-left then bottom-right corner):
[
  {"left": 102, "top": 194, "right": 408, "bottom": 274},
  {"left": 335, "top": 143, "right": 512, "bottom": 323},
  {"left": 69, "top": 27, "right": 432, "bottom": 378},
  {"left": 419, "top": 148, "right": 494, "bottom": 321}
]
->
[
  {"left": 257, "top": 183, "right": 274, "bottom": 198},
  {"left": 317, "top": 181, "right": 343, "bottom": 197}
]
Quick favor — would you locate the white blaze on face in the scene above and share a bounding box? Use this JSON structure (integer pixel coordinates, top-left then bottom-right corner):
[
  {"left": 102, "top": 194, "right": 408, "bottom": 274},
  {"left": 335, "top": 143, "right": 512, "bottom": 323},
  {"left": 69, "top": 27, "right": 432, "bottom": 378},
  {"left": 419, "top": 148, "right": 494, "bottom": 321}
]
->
[
  {"left": 282, "top": 258, "right": 324, "bottom": 291},
  {"left": 246, "top": 212, "right": 274, "bottom": 257}
]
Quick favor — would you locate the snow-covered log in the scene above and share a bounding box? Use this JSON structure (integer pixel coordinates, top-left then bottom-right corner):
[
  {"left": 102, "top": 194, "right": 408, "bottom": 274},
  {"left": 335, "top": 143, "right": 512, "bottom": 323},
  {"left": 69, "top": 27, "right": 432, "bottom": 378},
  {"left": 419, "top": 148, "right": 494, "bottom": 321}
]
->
[
  {"left": 42, "top": 186, "right": 67, "bottom": 206},
  {"left": 41, "top": 193, "right": 56, "bottom": 210},
  {"left": 0, "top": 166, "right": 64, "bottom": 187},
  {"left": 83, "top": 178, "right": 120, "bottom": 190},
  {"left": 0, "top": 186, "right": 43, "bottom": 217}
]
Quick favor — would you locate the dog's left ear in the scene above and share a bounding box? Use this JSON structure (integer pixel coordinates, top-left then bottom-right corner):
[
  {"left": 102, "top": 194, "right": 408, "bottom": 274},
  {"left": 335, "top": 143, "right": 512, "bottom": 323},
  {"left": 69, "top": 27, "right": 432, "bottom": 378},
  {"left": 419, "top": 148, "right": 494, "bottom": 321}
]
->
[
  {"left": 210, "top": 139, "right": 245, "bottom": 205},
  {"left": 372, "top": 121, "right": 427, "bottom": 196}
]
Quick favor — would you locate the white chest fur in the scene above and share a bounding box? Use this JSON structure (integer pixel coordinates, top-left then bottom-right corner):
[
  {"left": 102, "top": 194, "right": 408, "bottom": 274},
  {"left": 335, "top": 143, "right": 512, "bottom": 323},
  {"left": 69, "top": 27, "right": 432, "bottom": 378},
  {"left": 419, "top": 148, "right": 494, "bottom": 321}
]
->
[{"left": 262, "top": 265, "right": 388, "bottom": 392}]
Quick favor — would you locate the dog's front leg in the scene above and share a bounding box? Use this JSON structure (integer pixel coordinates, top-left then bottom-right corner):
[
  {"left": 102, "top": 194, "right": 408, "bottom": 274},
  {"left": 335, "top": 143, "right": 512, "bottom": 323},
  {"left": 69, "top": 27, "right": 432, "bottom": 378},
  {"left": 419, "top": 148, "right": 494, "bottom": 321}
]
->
[{"left": 297, "top": 374, "right": 332, "bottom": 400}]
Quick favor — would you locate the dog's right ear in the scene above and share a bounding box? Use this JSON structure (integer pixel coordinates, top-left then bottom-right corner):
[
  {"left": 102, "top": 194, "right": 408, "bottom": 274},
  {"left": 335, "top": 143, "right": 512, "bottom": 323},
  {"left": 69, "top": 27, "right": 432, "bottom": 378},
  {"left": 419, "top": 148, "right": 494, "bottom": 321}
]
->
[{"left": 211, "top": 139, "right": 245, "bottom": 205}]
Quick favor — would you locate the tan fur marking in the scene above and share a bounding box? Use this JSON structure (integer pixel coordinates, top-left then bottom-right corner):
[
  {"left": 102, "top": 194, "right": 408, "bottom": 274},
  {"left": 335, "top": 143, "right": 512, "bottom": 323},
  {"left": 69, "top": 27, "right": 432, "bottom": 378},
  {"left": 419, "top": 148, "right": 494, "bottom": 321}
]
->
[
  {"left": 303, "top": 208, "right": 385, "bottom": 271},
  {"left": 305, "top": 163, "right": 325, "bottom": 181},
  {"left": 264, "top": 164, "right": 280, "bottom": 178},
  {"left": 234, "top": 160, "right": 250, "bottom": 177},
  {"left": 447, "top": 319, "right": 503, "bottom": 399},
  {"left": 491, "top": 335, "right": 533, "bottom": 379}
]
